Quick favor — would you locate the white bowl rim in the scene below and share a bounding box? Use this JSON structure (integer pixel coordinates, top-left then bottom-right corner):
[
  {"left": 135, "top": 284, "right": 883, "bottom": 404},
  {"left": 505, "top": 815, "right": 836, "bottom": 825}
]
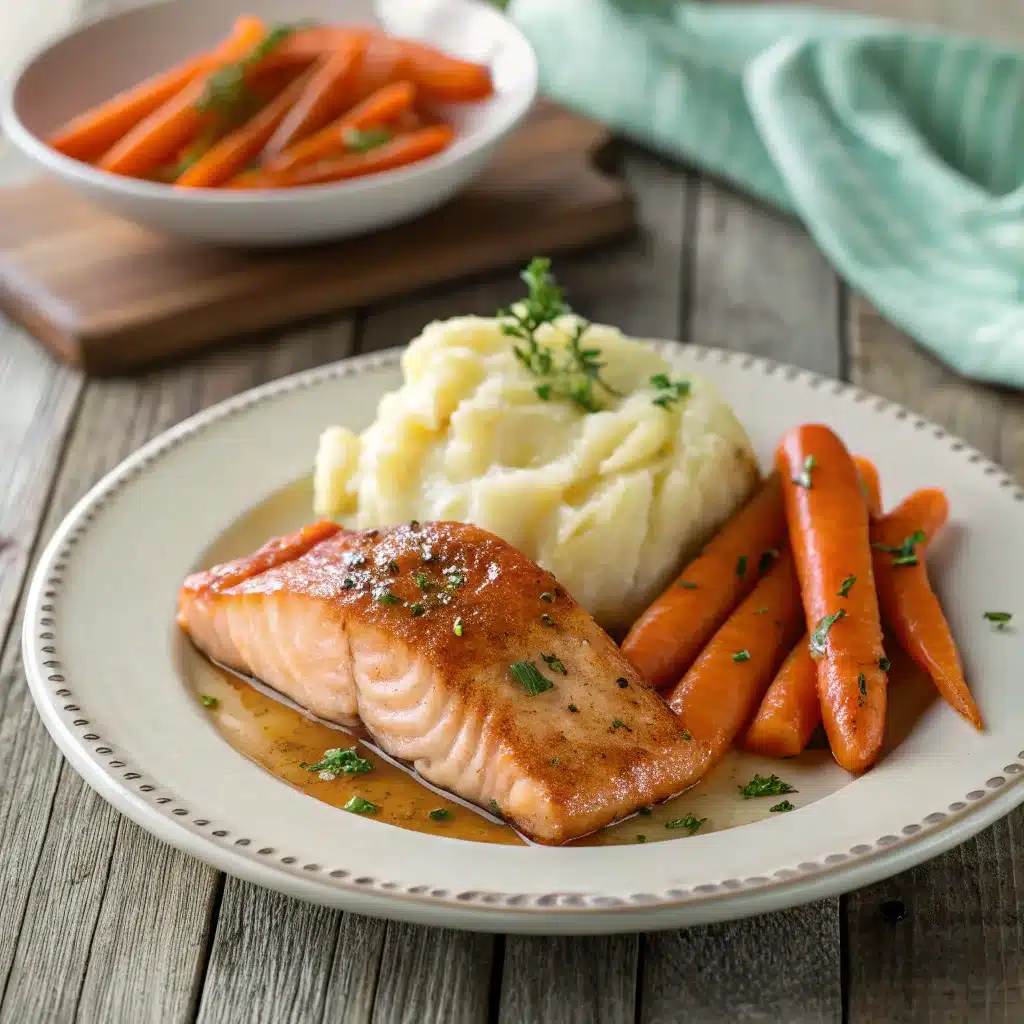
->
[{"left": 0, "top": 0, "right": 538, "bottom": 204}]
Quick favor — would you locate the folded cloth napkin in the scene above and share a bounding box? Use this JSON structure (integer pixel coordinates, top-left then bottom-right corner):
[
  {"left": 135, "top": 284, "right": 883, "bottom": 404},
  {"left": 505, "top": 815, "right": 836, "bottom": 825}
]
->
[{"left": 508, "top": 0, "right": 1024, "bottom": 388}]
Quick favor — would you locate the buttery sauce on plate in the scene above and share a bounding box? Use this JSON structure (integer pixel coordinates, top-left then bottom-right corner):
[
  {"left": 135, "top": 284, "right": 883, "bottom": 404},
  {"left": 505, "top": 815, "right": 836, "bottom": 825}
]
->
[{"left": 181, "top": 476, "right": 937, "bottom": 847}]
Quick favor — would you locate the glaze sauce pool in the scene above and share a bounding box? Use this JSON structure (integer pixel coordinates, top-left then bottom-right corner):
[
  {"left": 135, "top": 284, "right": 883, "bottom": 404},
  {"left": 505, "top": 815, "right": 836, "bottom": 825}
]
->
[{"left": 182, "top": 476, "right": 937, "bottom": 848}]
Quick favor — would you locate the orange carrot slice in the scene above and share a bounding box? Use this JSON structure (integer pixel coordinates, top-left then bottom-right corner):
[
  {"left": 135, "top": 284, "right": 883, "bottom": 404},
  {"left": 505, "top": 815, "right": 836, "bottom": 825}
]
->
[
  {"left": 262, "top": 37, "right": 367, "bottom": 159},
  {"left": 98, "top": 16, "right": 267, "bottom": 178},
  {"left": 777, "top": 425, "right": 887, "bottom": 774},
  {"left": 621, "top": 473, "right": 787, "bottom": 692},
  {"left": 741, "top": 642, "right": 819, "bottom": 758},
  {"left": 231, "top": 117, "right": 451, "bottom": 189},
  {"left": 176, "top": 60, "right": 321, "bottom": 188},
  {"left": 665, "top": 550, "right": 805, "bottom": 758},
  {"left": 396, "top": 39, "right": 493, "bottom": 101},
  {"left": 872, "top": 489, "right": 980, "bottom": 729},
  {"left": 264, "top": 80, "right": 416, "bottom": 173}
]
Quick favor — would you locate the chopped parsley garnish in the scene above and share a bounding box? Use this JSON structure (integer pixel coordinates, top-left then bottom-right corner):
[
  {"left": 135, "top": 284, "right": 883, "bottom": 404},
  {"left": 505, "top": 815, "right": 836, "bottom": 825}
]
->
[
  {"left": 678, "top": 581, "right": 698, "bottom": 589},
  {"left": 858, "top": 673, "right": 867, "bottom": 696},
  {"left": 343, "top": 796, "right": 377, "bottom": 814},
  {"left": 409, "top": 520, "right": 420, "bottom": 529},
  {"left": 509, "top": 660, "right": 554, "bottom": 695},
  {"left": 984, "top": 611, "right": 1013, "bottom": 631},
  {"left": 500, "top": 258, "right": 620, "bottom": 412},
  {"left": 428, "top": 808, "right": 449, "bottom": 821},
  {"left": 665, "top": 813, "right": 706, "bottom": 832},
  {"left": 739, "top": 773, "right": 796, "bottom": 799},
  {"left": 681, "top": 729, "right": 692, "bottom": 741},
  {"left": 736, "top": 555, "right": 748, "bottom": 579},
  {"left": 541, "top": 613, "right": 556, "bottom": 627},
  {"left": 769, "top": 800, "right": 795, "bottom": 813},
  {"left": 453, "top": 616, "right": 464, "bottom": 637},
  {"left": 650, "top": 373, "right": 691, "bottom": 409},
  {"left": 376, "top": 590, "right": 401, "bottom": 606},
  {"left": 542, "top": 653, "right": 567, "bottom": 675},
  {"left": 409, "top": 602, "right": 426, "bottom": 617},
  {"left": 342, "top": 577, "right": 356, "bottom": 589},
  {"left": 301, "top": 746, "right": 373, "bottom": 778},
  {"left": 387, "top": 559, "right": 400, "bottom": 574},
  {"left": 200, "top": 695, "right": 218, "bottom": 709},
  {"left": 540, "top": 591, "right": 556, "bottom": 602},
  {"left": 754, "top": 607, "right": 770, "bottom": 615},
  {"left": 838, "top": 575, "right": 856, "bottom": 597},
  {"left": 550, "top": 757, "right": 561, "bottom": 766},
  {"left": 879, "top": 656, "right": 891, "bottom": 671},
  {"left": 809, "top": 609, "right": 845, "bottom": 655},
  {"left": 759, "top": 549, "right": 780, "bottom": 574},
  {"left": 732, "top": 650, "right": 751, "bottom": 663},
  {"left": 617, "top": 677, "right": 629, "bottom": 688},
  {"left": 489, "top": 799, "right": 503, "bottom": 818},
  {"left": 414, "top": 571, "right": 432, "bottom": 590},
  {"left": 611, "top": 718, "right": 631, "bottom": 731},
  {"left": 343, "top": 126, "right": 393, "bottom": 153},
  {"left": 636, "top": 834, "right": 648, "bottom": 843},
  {"left": 445, "top": 571, "right": 466, "bottom": 590},
  {"left": 792, "top": 455, "right": 816, "bottom": 489},
  {"left": 568, "top": 704, "right": 579, "bottom": 713},
  {"left": 873, "top": 530, "right": 926, "bottom": 567}
]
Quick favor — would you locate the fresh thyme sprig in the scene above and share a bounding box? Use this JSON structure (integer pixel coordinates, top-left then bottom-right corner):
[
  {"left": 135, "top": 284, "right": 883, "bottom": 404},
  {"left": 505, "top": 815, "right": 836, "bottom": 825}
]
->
[{"left": 500, "top": 258, "right": 621, "bottom": 413}]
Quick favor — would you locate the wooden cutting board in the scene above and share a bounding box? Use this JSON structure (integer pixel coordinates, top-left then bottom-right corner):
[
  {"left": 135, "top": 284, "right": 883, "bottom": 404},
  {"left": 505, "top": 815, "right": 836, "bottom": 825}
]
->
[{"left": 0, "top": 101, "right": 635, "bottom": 375}]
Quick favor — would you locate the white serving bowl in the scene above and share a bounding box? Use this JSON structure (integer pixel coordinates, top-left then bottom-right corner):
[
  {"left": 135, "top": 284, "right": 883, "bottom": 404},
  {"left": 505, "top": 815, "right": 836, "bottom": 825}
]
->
[{"left": 1, "top": 0, "right": 537, "bottom": 246}]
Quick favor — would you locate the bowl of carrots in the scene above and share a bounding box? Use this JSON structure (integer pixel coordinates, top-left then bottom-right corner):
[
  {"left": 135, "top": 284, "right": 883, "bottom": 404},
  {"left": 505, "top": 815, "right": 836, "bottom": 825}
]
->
[{"left": 1, "top": 0, "right": 537, "bottom": 245}]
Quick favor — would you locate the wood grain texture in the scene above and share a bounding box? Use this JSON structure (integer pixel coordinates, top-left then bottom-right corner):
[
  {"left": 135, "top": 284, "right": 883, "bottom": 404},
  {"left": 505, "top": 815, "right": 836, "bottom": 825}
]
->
[
  {"left": 640, "top": 170, "right": 844, "bottom": 1024},
  {"left": 845, "top": 298, "right": 1024, "bottom": 1024},
  {"left": 0, "top": 103, "right": 634, "bottom": 374},
  {"left": 0, "top": 322, "right": 355, "bottom": 1024},
  {"left": 321, "top": 914, "right": 388, "bottom": 1023}
]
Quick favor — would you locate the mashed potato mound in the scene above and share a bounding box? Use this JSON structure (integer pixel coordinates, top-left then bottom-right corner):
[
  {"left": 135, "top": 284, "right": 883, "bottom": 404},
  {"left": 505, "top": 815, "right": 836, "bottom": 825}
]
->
[{"left": 314, "top": 315, "right": 759, "bottom": 633}]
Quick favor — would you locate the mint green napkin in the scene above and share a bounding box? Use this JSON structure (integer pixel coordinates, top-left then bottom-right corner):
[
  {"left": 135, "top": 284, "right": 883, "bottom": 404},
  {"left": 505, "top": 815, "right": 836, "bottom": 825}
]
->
[{"left": 508, "top": 0, "right": 1024, "bottom": 388}]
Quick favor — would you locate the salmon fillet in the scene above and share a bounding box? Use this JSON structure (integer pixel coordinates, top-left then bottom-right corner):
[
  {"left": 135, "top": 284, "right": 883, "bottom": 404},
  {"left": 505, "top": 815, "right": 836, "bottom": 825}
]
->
[{"left": 178, "top": 520, "right": 708, "bottom": 844}]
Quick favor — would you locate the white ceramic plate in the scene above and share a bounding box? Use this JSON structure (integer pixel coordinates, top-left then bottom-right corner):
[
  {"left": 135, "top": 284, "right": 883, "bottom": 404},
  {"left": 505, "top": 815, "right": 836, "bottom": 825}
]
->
[
  {"left": 2, "top": 0, "right": 537, "bottom": 245},
  {"left": 22, "top": 344, "right": 1024, "bottom": 934}
]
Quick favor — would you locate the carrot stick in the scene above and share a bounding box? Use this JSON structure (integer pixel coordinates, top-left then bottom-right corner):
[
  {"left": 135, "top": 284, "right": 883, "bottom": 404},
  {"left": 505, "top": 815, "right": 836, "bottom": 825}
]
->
[
  {"left": 741, "top": 642, "right": 818, "bottom": 758},
  {"left": 263, "top": 80, "right": 416, "bottom": 173},
  {"left": 230, "top": 121, "right": 451, "bottom": 189},
  {"left": 262, "top": 36, "right": 367, "bottom": 159},
  {"left": 871, "top": 489, "right": 980, "bottom": 728},
  {"left": 854, "top": 456, "right": 882, "bottom": 516},
  {"left": 396, "top": 39, "right": 494, "bottom": 101},
  {"left": 176, "top": 60, "right": 321, "bottom": 188},
  {"left": 777, "top": 425, "right": 887, "bottom": 774},
  {"left": 621, "top": 473, "right": 788, "bottom": 691},
  {"left": 249, "top": 26, "right": 369, "bottom": 74},
  {"left": 98, "top": 16, "right": 268, "bottom": 178},
  {"left": 665, "top": 550, "right": 805, "bottom": 759}
]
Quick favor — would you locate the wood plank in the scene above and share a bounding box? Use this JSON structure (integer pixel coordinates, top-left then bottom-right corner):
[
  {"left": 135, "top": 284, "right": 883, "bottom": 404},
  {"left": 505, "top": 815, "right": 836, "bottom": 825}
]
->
[
  {"left": 845, "top": 298, "right": 1024, "bottom": 1023},
  {"left": 0, "top": 323, "right": 356, "bottom": 1023},
  {"left": 195, "top": 879, "right": 339, "bottom": 1024},
  {"left": 641, "top": 174, "right": 844, "bottom": 1024},
  {"left": 320, "top": 914, "right": 388, "bottom": 1023}
]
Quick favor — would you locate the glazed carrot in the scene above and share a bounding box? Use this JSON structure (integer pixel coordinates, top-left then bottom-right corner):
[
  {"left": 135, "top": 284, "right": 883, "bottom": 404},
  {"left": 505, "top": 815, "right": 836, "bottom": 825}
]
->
[
  {"left": 250, "top": 26, "right": 368, "bottom": 73},
  {"left": 265, "top": 80, "right": 416, "bottom": 173},
  {"left": 98, "top": 16, "right": 268, "bottom": 177},
  {"left": 743, "top": 455, "right": 882, "bottom": 759},
  {"left": 176, "top": 61, "right": 321, "bottom": 188},
  {"left": 777, "top": 425, "right": 887, "bottom": 774},
  {"left": 665, "top": 550, "right": 805, "bottom": 759},
  {"left": 854, "top": 456, "right": 882, "bottom": 516},
  {"left": 741, "top": 642, "right": 818, "bottom": 758},
  {"left": 621, "top": 473, "right": 788, "bottom": 691},
  {"left": 262, "top": 36, "right": 367, "bottom": 159},
  {"left": 397, "top": 39, "right": 494, "bottom": 101},
  {"left": 231, "top": 120, "right": 451, "bottom": 189},
  {"left": 872, "top": 489, "right": 980, "bottom": 728}
]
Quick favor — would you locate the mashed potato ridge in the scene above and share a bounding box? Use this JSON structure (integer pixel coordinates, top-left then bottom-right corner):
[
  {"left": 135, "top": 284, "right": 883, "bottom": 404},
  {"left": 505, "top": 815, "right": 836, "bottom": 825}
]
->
[{"left": 314, "top": 315, "right": 759, "bottom": 633}]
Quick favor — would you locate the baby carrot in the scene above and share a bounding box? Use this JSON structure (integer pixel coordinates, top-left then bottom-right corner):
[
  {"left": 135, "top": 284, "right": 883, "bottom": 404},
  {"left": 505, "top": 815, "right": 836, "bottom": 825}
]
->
[
  {"left": 621, "top": 473, "right": 788, "bottom": 691},
  {"left": 777, "top": 425, "right": 887, "bottom": 774},
  {"left": 741, "top": 642, "right": 818, "bottom": 758},
  {"left": 262, "top": 35, "right": 368, "bottom": 158},
  {"left": 176, "top": 60, "right": 321, "bottom": 188},
  {"left": 264, "top": 80, "right": 416, "bottom": 173},
  {"left": 743, "top": 455, "right": 882, "bottom": 758},
  {"left": 396, "top": 39, "right": 494, "bottom": 101},
  {"left": 231, "top": 121, "right": 451, "bottom": 189},
  {"left": 98, "top": 16, "right": 268, "bottom": 177},
  {"left": 665, "top": 550, "right": 805, "bottom": 758},
  {"left": 872, "top": 489, "right": 980, "bottom": 728}
]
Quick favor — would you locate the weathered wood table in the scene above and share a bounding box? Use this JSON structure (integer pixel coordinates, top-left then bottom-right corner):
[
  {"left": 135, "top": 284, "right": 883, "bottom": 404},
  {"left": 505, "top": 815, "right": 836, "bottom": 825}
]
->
[{"left": 2, "top": 1, "right": 1022, "bottom": 1021}]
